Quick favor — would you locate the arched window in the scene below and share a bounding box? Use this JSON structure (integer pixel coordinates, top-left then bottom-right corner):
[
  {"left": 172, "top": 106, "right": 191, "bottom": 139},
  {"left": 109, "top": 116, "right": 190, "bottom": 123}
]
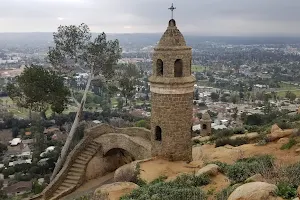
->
[
  {"left": 155, "top": 126, "right": 162, "bottom": 141},
  {"left": 174, "top": 59, "right": 183, "bottom": 77},
  {"left": 156, "top": 59, "right": 163, "bottom": 76},
  {"left": 202, "top": 124, "right": 207, "bottom": 130}
]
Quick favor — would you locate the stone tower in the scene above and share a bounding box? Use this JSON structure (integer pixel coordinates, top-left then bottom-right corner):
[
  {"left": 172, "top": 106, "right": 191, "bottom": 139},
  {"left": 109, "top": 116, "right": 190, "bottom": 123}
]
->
[
  {"left": 149, "top": 18, "right": 196, "bottom": 162},
  {"left": 200, "top": 112, "right": 212, "bottom": 136}
]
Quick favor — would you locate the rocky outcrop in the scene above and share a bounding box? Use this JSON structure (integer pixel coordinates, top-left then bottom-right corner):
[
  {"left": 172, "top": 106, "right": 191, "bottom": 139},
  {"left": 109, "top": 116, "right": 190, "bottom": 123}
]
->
[
  {"left": 245, "top": 174, "right": 264, "bottom": 183},
  {"left": 267, "top": 124, "right": 295, "bottom": 142},
  {"left": 114, "top": 161, "right": 139, "bottom": 182},
  {"left": 93, "top": 182, "right": 139, "bottom": 200},
  {"left": 196, "top": 164, "right": 219, "bottom": 176},
  {"left": 228, "top": 182, "right": 278, "bottom": 200},
  {"left": 277, "top": 138, "right": 289, "bottom": 144}
]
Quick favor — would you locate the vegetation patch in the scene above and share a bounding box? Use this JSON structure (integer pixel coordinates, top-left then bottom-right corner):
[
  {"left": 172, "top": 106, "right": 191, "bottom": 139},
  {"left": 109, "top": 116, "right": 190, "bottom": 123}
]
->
[
  {"left": 280, "top": 138, "right": 297, "bottom": 150},
  {"left": 226, "top": 155, "right": 274, "bottom": 183},
  {"left": 215, "top": 137, "right": 249, "bottom": 147},
  {"left": 121, "top": 174, "right": 209, "bottom": 200},
  {"left": 215, "top": 185, "right": 237, "bottom": 200},
  {"left": 276, "top": 182, "right": 297, "bottom": 199}
]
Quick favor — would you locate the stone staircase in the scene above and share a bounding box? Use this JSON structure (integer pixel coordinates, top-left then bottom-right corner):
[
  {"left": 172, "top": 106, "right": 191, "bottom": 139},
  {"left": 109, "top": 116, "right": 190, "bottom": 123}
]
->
[{"left": 47, "top": 141, "right": 99, "bottom": 200}]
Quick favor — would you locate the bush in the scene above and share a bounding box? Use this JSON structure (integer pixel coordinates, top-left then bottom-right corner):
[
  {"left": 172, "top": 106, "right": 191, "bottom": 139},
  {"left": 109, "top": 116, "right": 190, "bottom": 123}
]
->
[
  {"left": 215, "top": 186, "right": 236, "bottom": 200},
  {"left": 227, "top": 162, "right": 252, "bottom": 183},
  {"left": 233, "top": 128, "right": 245, "bottom": 135},
  {"left": 121, "top": 174, "right": 209, "bottom": 200},
  {"left": 280, "top": 138, "right": 297, "bottom": 150},
  {"left": 282, "top": 162, "right": 300, "bottom": 186},
  {"left": 276, "top": 182, "right": 297, "bottom": 199},
  {"left": 121, "top": 181, "right": 207, "bottom": 200},
  {"left": 215, "top": 137, "right": 249, "bottom": 147},
  {"left": 173, "top": 174, "right": 210, "bottom": 187},
  {"left": 3, "top": 167, "right": 15, "bottom": 178},
  {"left": 208, "top": 161, "right": 230, "bottom": 173},
  {"left": 227, "top": 155, "right": 274, "bottom": 183}
]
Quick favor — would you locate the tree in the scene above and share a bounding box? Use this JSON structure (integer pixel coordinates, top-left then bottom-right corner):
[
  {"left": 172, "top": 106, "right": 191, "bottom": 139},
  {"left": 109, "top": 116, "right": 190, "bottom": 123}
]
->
[
  {"left": 232, "top": 107, "right": 238, "bottom": 121},
  {"left": 48, "top": 23, "right": 121, "bottom": 180},
  {"left": 6, "top": 65, "right": 70, "bottom": 119},
  {"left": 210, "top": 92, "right": 219, "bottom": 102},
  {"left": 194, "top": 89, "right": 200, "bottom": 100},
  {"left": 0, "top": 143, "right": 7, "bottom": 155},
  {"left": 118, "top": 63, "right": 140, "bottom": 105},
  {"left": 286, "top": 91, "right": 296, "bottom": 102}
]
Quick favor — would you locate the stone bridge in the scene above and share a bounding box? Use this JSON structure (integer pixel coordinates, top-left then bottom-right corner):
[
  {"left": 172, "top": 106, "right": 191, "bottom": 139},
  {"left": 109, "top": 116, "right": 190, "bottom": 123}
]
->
[{"left": 31, "top": 124, "right": 152, "bottom": 200}]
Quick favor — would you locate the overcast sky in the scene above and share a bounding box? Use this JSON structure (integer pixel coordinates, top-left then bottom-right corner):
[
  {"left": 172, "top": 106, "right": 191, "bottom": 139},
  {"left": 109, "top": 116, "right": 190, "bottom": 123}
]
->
[{"left": 1, "top": 0, "right": 300, "bottom": 36}]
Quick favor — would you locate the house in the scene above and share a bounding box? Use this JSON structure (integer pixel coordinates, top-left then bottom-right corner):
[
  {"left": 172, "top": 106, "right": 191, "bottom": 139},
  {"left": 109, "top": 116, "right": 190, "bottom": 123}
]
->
[
  {"left": 2, "top": 181, "right": 32, "bottom": 196},
  {"left": 9, "top": 138, "right": 22, "bottom": 146}
]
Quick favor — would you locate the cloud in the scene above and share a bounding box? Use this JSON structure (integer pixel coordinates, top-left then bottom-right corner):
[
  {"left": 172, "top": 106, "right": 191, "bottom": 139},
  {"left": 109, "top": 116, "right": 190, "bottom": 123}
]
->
[{"left": 0, "top": 0, "right": 300, "bottom": 35}]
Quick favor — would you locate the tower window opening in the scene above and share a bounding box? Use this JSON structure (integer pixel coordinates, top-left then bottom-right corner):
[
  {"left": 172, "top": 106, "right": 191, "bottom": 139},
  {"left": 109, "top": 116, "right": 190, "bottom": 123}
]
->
[
  {"left": 156, "top": 59, "right": 163, "bottom": 76},
  {"left": 155, "top": 126, "right": 162, "bottom": 141},
  {"left": 203, "top": 124, "right": 207, "bottom": 130},
  {"left": 174, "top": 59, "right": 183, "bottom": 77}
]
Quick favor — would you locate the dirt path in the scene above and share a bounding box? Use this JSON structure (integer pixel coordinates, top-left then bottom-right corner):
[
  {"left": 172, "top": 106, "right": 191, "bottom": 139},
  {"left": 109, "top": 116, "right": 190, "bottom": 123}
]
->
[{"left": 63, "top": 172, "right": 114, "bottom": 200}]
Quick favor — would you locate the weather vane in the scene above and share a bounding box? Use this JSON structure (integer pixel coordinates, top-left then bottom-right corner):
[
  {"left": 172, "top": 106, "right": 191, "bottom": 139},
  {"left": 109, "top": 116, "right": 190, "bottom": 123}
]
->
[{"left": 168, "top": 3, "right": 176, "bottom": 19}]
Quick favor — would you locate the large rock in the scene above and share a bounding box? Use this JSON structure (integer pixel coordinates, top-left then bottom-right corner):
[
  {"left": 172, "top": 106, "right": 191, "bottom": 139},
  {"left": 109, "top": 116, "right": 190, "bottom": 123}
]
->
[
  {"left": 196, "top": 164, "right": 219, "bottom": 176},
  {"left": 277, "top": 138, "right": 289, "bottom": 144},
  {"left": 114, "top": 161, "right": 139, "bottom": 182},
  {"left": 93, "top": 182, "right": 139, "bottom": 200},
  {"left": 271, "top": 124, "right": 282, "bottom": 133},
  {"left": 228, "top": 182, "right": 278, "bottom": 200},
  {"left": 298, "top": 185, "right": 300, "bottom": 197},
  {"left": 267, "top": 129, "right": 294, "bottom": 141},
  {"left": 245, "top": 174, "right": 264, "bottom": 183}
]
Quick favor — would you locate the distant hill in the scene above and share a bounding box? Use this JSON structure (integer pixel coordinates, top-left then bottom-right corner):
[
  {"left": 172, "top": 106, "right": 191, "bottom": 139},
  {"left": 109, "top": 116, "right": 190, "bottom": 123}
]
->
[{"left": 1, "top": 32, "right": 300, "bottom": 49}]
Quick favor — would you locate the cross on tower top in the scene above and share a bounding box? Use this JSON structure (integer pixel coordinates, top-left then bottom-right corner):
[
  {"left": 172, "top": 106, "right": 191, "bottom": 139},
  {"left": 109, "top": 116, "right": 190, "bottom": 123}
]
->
[{"left": 168, "top": 3, "right": 176, "bottom": 19}]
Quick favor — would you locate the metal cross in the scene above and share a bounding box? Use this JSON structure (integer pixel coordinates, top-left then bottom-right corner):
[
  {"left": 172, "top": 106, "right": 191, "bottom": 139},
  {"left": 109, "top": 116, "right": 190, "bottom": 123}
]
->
[{"left": 168, "top": 3, "right": 176, "bottom": 19}]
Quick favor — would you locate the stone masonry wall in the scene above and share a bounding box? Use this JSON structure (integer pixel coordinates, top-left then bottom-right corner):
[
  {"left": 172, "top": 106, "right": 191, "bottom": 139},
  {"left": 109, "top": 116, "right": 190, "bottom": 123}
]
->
[{"left": 151, "top": 92, "right": 193, "bottom": 162}]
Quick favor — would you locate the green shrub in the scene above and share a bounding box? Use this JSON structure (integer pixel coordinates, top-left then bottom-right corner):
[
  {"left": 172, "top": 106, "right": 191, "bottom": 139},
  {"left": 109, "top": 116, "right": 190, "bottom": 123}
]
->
[
  {"left": 150, "top": 175, "right": 168, "bottom": 184},
  {"left": 227, "top": 162, "right": 252, "bottom": 183},
  {"left": 208, "top": 161, "right": 230, "bottom": 173},
  {"left": 215, "top": 186, "right": 236, "bottom": 200},
  {"left": 276, "top": 182, "right": 297, "bottom": 199},
  {"left": 193, "top": 139, "right": 201, "bottom": 145},
  {"left": 237, "top": 155, "right": 274, "bottom": 170},
  {"left": 215, "top": 137, "right": 249, "bottom": 147},
  {"left": 121, "top": 174, "right": 209, "bottom": 200},
  {"left": 173, "top": 174, "right": 210, "bottom": 187},
  {"left": 121, "top": 181, "right": 207, "bottom": 200},
  {"left": 280, "top": 138, "right": 297, "bottom": 150},
  {"left": 233, "top": 128, "right": 245, "bottom": 135},
  {"left": 227, "top": 155, "right": 274, "bottom": 183},
  {"left": 282, "top": 162, "right": 300, "bottom": 186}
]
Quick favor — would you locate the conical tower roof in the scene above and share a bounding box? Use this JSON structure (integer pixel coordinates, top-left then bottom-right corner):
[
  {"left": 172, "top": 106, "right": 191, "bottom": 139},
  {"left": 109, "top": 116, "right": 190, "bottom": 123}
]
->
[
  {"left": 157, "top": 19, "right": 187, "bottom": 47},
  {"left": 202, "top": 112, "right": 212, "bottom": 121}
]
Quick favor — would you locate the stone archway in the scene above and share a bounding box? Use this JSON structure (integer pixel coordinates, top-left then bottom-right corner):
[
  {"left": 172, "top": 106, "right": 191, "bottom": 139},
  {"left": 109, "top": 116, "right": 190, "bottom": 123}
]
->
[{"left": 86, "top": 133, "right": 151, "bottom": 181}]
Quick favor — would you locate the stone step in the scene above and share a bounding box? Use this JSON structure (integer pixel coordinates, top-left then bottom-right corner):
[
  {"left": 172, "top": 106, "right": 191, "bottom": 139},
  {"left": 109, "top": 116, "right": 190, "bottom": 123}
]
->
[
  {"left": 78, "top": 155, "right": 91, "bottom": 162},
  {"left": 66, "top": 175, "right": 81, "bottom": 180},
  {"left": 64, "top": 178, "right": 78, "bottom": 184},
  {"left": 72, "top": 163, "right": 85, "bottom": 169},
  {"left": 67, "top": 171, "right": 81, "bottom": 177},
  {"left": 88, "top": 143, "right": 99, "bottom": 150},
  {"left": 74, "top": 159, "right": 87, "bottom": 165},
  {"left": 61, "top": 182, "right": 75, "bottom": 188},
  {"left": 69, "top": 167, "right": 84, "bottom": 173},
  {"left": 58, "top": 185, "right": 70, "bottom": 191},
  {"left": 81, "top": 151, "right": 94, "bottom": 156},
  {"left": 85, "top": 147, "right": 97, "bottom": 154}
]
